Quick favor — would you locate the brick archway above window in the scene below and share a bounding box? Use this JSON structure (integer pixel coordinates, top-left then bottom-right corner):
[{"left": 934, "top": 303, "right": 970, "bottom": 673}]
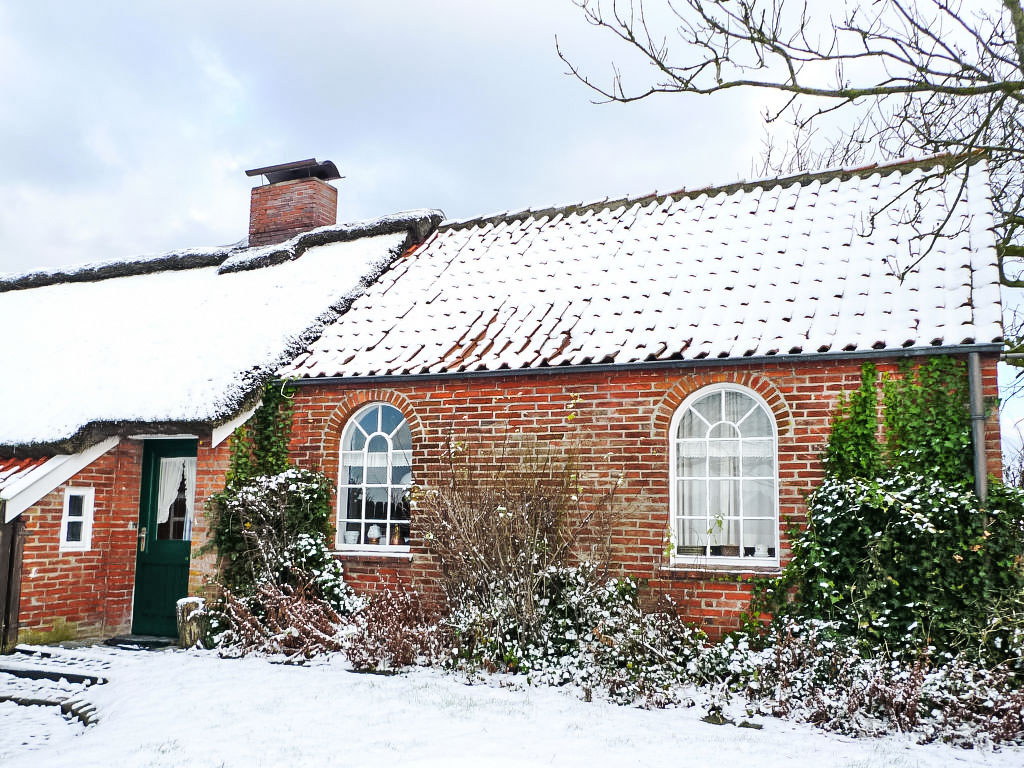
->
[
  {"left": 652, "top": 371, "right": 794, "bottom": 439},
  {"left": 321, "top": 389, "right": 425, "bottom": 457}
]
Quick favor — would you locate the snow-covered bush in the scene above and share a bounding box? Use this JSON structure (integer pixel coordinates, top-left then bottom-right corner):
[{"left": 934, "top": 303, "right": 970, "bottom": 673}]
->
[
  {"left": 780, "top": 469, "right": 1024, "bottom": 661},
  {"left": 761, "top": 359, "right": 1024, "bottom": 665},
  {"left": 213, "top": 468, "right": 360, "bottom": 615},
  {"left": 205, "top": 385, "right": 360, "bottom": 656},
  {"left": 447, "top": 562, "right": 708, "bottom": 706},
  {"left": 216, "top": 581, "right": 348, "bottom": 660},
  {"left": 718, "top": 618, "right": 1024, "bottom": 747},
  {"left": 344, "top": 589, "right": 446, "bottom": 672}
]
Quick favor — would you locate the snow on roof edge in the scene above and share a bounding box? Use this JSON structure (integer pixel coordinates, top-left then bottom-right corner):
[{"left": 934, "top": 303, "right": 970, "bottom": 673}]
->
[
  {"left": 439, "top": 152, "right": 985, "bottom": 233},
  {"left": 0, "top": 209, "right": 445, "bottom": 293}
]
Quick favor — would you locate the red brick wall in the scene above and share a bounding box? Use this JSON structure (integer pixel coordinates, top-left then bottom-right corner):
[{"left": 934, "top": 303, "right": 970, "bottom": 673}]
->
[
  {"left": 288, "top": 353, "right": 1002, "bottom": 637},
  {"left": 248, "top": 178, "right": 338, "bottom": 247},
  {"left": 188, "top": 438, "right": 232, "bottom": 596},
  {"left": 17, "top": 435, "right": 232, "bottom": 642},
  {"left": 18, "top": 441, "right": 142, "bottom": 641}
]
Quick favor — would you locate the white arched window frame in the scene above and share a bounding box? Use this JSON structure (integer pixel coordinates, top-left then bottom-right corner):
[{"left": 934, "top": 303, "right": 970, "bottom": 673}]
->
[
  {"left": 337, "top": 403, "right": 413, "bottom": 551},
  {"left": 669, "top": 384, "right": 780, "bottom": 567}
]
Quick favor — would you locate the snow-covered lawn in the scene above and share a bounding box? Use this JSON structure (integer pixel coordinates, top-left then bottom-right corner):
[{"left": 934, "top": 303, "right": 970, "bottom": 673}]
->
[{"left": 4, "top": 645, "right": 1021, "bottom": 768}]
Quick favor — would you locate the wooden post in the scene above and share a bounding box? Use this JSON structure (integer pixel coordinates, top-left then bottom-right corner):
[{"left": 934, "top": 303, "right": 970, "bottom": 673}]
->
[
  {"left": 176, "top": 597, "right": 206, "bottom": 648},
  {"left": 1, "top": 517, "right": 27, "bottom": 654}
]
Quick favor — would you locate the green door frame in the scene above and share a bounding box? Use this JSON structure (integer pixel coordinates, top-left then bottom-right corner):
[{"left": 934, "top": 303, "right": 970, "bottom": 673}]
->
[{"left": 131, "top": 439, "right": 197, "bottom": 637}]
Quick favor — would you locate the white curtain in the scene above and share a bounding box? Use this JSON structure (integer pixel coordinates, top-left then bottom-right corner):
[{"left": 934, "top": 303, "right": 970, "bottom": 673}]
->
[
  {"left": 183, "top": 457, "right": 196, "bottom": 540},
  {"left": 156, "top": 457, "right": 197, "bottom": 539},
  {"left": 157, "top": 458, "right": 185, "bottom": 525}
]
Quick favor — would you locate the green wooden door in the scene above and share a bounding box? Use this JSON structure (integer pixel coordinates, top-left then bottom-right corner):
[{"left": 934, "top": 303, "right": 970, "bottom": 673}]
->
[{"left": 132, "top": 439, "right": 197, "bottom": 637}]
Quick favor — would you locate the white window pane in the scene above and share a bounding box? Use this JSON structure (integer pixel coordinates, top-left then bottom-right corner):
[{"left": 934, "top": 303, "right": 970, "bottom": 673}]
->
[
  {"left": 678, "top": 409, "right": 708, "bottom": 438},
  {"left": 679, "top": 480, "right": 707, "bottom": 517},
  {"left": 341, "top": 523, "right": 362, "bottom": 546},
  {"left": 358, "top": 406, "right": 380, "bottom": 435},
  {"left": 381, "top": 405, "right": 404, "bottom": 436},
  {"left": 394, "top": 422, "right": 412, "bottom": 451},
  {"left": 67, "top": 495, "right": 84, "bottom": 519},
  {"left": 724, "top": 390, "right": 754, "bottom": 423},
  {"left": 392, "top": 449, "right": 412, "bottom": 468},
  {"left": 708, "top": 516, "right": 740, "bottom": 554},
  {"left": 390, "top": 487, "right": 411, "bottom": 521},
  {"left": 678, "top": 518, "right": 711, "bottom": 554},
  {"left": 693, "top": 392, "right": 721, "bottom": 425},
  {"left": 741, "top": 440, "right": 774, "bottom": 476},
  {"left": 365, "top": 488, "right": 388, "bottom": 520},
  {"left": 66, "top": 520, "right": 83, "bottom": 543},
  {"left": 677, "top": 441, "right": 706, "bottom": 476},
  {"left": 343, "top": 487, "right": 363, "bottom": 521},
  {"left": 742, "top": 479, "right": 774, "bottom": 517},
  {"left": 709, "top": 479, "right": 740, "bottom": 516},
  {"left": 344, "top": 464, "right": 363, "bottom": 485},
  {"left": 742, "top": 518, "right": 775, "bottom": 555},
  {"left": 367, "top": 434, "right": 389, "bottom": 454},
  {"left": 347, "top": 428, "right": 366, "bottom": 451},
  {"left": 709, "top": 422, "right": 739, "bottom": 439},
  {"left": 739, "top": 406, "right": 773, "bottom": 437},
  {"left": 708, "top": 441, "right": 740, "bottom": 476}
]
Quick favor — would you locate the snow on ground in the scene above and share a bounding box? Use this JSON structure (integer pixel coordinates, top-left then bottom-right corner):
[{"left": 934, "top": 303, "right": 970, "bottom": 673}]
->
[
  {"left": 0, "top": 700, "right": 83, "bottom": 760},
  {"left": 2, "top": 645, "right": 1021, "bottom": 768}
]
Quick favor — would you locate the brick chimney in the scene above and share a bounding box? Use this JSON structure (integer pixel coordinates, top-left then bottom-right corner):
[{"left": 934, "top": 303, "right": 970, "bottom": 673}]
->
[{"left": 245, "top": 159, "right": 341, "bottom": 247}]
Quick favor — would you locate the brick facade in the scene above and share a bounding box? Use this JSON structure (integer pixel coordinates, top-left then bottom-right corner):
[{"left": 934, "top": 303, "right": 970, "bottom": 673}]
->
[
  {"left": 248, "top": 178, "right": 338, "bottom": 247},
  {"left": 16, "top": 436, "right": 230, "bottom": 643},
  {"left": 17, "top": 441, "right": 142, "bottom": 642},
  {"left": 10, "top": 353, "right": 1002, "bottom": 642},
  {"left": 286, "top": 353, "right": 1002, "bottom": 636}
]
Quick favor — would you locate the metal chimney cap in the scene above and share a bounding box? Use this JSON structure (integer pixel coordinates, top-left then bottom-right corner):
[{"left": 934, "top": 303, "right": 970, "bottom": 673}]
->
[{"left": 245, "top": 158, "right": 342, "bottom": 184}]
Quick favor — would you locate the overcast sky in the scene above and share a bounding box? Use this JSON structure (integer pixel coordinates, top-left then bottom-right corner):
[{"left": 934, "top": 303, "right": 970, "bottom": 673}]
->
[
  {"left": 2, "top": 0, "right": 1019, "bottom": 455},
  {"left": 0, "top": 0, "right": 767, "bottom": 273}
]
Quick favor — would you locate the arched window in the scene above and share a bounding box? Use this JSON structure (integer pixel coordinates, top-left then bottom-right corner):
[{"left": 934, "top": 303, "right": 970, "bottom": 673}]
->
[
  {"left": 670, "top": 385, "right": 778, "bottom": 564},
  {"left": 338, "top": 403, "right": 413, "bottom": 549}
]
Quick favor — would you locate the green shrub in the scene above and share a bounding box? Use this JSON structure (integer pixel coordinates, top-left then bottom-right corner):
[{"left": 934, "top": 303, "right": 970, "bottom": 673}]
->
[{"left": 758, "top": 357, "right": 1024, "bottom": 665}]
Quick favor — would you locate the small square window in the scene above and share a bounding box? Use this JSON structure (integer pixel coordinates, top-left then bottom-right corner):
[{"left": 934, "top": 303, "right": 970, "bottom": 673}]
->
[{"left": 60, "top": 487, "right": 95, "bottom": 552}]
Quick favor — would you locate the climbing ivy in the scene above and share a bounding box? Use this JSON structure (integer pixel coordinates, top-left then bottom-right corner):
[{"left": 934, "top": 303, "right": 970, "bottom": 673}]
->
[
  {"left": 751, "top": 357, "right": 1024, "bottom": 664},
  {"left": 883, "top": 357, "right": 973, "bottom": 485},
  {"left": 223, "top": 381, "right": 295, "bottom": 488},
  {"left": 206, "top": 381, "right": 335, "bottom": 594},
  {"left": 822, "top": 363, "right": 881, "bottom": 481}
]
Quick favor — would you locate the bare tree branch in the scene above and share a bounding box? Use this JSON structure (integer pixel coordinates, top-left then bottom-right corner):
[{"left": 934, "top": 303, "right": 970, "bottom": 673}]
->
[{"left": 563, "top": 0, "right": 1024, "bottom": 365}]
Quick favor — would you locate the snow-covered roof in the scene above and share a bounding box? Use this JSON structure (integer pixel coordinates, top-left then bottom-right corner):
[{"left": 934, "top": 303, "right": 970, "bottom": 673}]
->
[
  {"left": 0, "top": 211, "right": 443, "bottom": 452},
  {"left": 283, "top": 157, "right": 1003, "bottom": 381}
]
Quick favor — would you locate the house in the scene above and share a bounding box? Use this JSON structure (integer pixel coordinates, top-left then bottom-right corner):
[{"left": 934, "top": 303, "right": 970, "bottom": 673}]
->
[
  {"left": 0, "top": 154, "right": 1004, "bottom": 643},
  {"left": 0, "top": 159, "right": 442, "bottom": 641}
]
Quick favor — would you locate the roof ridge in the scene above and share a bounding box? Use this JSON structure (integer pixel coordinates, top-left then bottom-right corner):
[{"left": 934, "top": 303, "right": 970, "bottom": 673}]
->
[
  {"left": 438, "top": 152, "right": 982, "bottom": 233},
  {"left": 0, "top": 209, "right": 445, "bottom": 293}
]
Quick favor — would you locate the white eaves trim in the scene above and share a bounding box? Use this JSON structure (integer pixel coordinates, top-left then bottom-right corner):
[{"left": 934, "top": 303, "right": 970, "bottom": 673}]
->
[
  {"left": 126, "top": 433, "right": 200, "bottom": 441},
  {"left": 211, "top": 403, "right": 260, "bottom": 449},
  {"left": 1, "top": 436, "right": 118, "bottom": 524}
]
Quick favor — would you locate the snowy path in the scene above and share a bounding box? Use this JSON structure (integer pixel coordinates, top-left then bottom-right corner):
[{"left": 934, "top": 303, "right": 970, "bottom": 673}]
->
[{"left": 2, "top": 646, "right": 1020, "bottom": 768}]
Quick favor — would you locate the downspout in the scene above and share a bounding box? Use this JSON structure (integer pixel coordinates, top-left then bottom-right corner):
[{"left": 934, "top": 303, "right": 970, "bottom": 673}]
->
[{"left": 967, "top": 352, "right": 988, "bottom": 504}]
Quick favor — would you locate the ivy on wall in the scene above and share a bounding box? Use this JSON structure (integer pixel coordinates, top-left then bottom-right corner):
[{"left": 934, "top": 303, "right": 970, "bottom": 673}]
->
[
  {"left": 754, "top": 357, "right": 1024, "bottom": 663},
  {"left": 206, "top": 382, "right": 335, "bottom": 596}
]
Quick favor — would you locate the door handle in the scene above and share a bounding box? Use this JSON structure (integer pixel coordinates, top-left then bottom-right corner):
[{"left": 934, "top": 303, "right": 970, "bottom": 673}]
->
[{"left": 138, "top": 527, "right": 147, "bottom": 552}]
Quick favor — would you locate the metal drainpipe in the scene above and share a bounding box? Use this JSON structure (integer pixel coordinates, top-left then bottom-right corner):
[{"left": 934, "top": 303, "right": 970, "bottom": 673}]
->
[{"left": 967, "top": 352, "right": 988, "bottom": 504}]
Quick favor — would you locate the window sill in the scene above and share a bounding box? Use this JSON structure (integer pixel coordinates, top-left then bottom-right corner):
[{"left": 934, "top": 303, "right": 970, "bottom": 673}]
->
[
  {"left": 332, "top": 548, "right": 413, "bottom": 562},
  {"left": 662, "top": 560, "right": 782, "bottom": 577}
]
